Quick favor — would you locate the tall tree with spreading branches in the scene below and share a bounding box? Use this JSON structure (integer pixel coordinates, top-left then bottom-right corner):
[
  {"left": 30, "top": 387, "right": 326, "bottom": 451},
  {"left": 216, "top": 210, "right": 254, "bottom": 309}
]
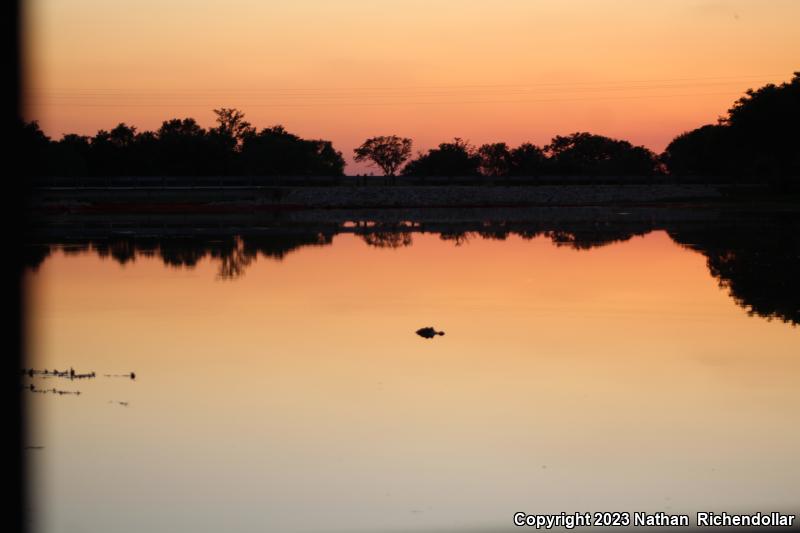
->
[
  {"left": 212, "top": 108, "right": 254, "bottom": 150},
  {"left": 353, "top": 135, "right": 413, "bottom": 177}
]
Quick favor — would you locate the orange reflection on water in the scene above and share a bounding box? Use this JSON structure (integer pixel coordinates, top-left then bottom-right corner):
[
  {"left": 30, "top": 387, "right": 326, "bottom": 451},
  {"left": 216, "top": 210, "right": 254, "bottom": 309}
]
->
[{"left": 25, "top": 232, "right": 800, "bottom": 533}]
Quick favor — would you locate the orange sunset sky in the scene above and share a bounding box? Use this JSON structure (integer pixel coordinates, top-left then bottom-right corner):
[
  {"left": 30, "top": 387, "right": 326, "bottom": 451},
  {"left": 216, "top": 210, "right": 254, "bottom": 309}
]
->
[{"left": 22, "top": 0, "right": 800, "bottom": 172}]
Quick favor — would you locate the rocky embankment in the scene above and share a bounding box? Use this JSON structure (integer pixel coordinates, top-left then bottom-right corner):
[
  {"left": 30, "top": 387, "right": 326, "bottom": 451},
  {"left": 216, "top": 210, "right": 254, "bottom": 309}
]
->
[
  {"left": 269, "top": 184, "right": 722, "bottom": 207},
  {"left": 34, "top": 184, "right": 725, "bottom": 212}
]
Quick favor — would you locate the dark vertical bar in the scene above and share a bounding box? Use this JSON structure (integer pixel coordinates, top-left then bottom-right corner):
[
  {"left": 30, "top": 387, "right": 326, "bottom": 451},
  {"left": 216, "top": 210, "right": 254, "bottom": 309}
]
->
[{"left": 7, "top": 0, "right": 25, "bottom": 532}]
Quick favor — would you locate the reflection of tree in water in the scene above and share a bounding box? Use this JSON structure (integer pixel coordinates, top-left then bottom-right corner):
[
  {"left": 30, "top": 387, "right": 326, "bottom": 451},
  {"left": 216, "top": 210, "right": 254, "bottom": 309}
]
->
[
  {"left": 25, "top": 245, "right": 52, "bottom": 271},
  {"left": 61, "top": 243, "right": 91, "bottom": 256},
  {"left": 439, "top": 231, "right": 471, "bottom": 246},
  {"left": 25, "top": 215, "right": 799, "bottom": 324},
  {"left": 94, "top": 240, "right": 138, "bottom": 264},
  {"left": 216, "top": 239, "right": 253, "bottom": 279},
  {"left": 515, "top": 230, "right": 540, "bottom": 240},
  {"left": 543, "top": 228, "right": 647, "bottom": 249},
  {"left": 207, "top": 233, "right": 334, "bottom": 278},
  {"left": 477, "top": 228, "right": 509, "bottom": 241},
  {"left": 25, "top": 232, "right": 334, "bottom": 279},
  {"left": 669, "top": 216, "right": 799, "bottom": 325},
  {"left": 437, "top": 223, "right": 648, "bottom": 250},
  {"left": 158, "top": 240, "right": 212, "bottom": 268},
  {"left": 360, "top": 231, "right": 413, "bottom": 249},
  {"left": 242, "top": 233, "right": 333, "bottom": 260}
]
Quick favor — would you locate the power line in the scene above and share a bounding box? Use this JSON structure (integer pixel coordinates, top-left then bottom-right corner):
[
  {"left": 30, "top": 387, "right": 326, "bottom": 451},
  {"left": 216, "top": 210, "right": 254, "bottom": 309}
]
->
[
  {"left": 27, "top": 91, "right": 744, "bottom": 108},
  {"left": 28, "top": 80, "right": 764, "bottom": 100},
  {"left": 25, "top": 72, "right": 785, "bottom": 95}
]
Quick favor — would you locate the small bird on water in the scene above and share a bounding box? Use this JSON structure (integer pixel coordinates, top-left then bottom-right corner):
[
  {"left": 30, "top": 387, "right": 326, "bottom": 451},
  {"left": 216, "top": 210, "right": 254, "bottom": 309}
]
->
[{"left": 416, "top": 327, "right": 445, "bottom": 339}]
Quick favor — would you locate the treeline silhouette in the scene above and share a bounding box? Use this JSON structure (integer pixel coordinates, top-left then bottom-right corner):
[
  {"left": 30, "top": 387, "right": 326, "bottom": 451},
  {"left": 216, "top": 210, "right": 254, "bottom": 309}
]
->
[
  {"left": 401, "top": 134, "right": 659, "bottom": 178},
  {"left": 25, "top": 215, "right": 799, "bottom": 325},
  {"left": 663, "top": 72, "right": 799, "bottom": 187},
  {"left": 19, "top": 73, "right": 799, "bottom": 184},
  {"left": 19, "top": 119, "right": 663, "bottom": 180},
  {"left": 20, "top": 108, "right": 346, "bottom": 178}
]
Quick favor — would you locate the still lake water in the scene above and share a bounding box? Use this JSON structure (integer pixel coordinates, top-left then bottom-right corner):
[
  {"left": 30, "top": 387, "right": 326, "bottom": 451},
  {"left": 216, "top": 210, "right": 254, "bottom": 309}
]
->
[{"left": 24, "top": 227, "right": 799, "bottom": 533}]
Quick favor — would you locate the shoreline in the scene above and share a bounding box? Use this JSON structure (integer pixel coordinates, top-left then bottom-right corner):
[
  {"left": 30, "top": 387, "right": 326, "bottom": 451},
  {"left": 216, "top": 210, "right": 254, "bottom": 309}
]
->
[
  {"left": 31, "top": 183, "right": 751, "bottom": 213},
  {"left": 29, "top": 202, "right": 799, "bottom": 242}
]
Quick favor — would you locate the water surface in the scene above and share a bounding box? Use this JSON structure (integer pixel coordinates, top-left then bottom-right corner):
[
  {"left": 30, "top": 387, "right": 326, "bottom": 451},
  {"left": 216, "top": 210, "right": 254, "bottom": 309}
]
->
[{"left": 25, "top": 226, "right": 799, "bottom": 533}]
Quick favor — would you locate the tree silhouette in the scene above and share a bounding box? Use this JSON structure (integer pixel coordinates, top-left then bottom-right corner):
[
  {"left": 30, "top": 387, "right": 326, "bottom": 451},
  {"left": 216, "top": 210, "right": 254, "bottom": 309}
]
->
[
  {"left": 51, "top": 134, "right": 91, "bottom": 176},
  {"left": 724, "top": 72, "right": 800, "bottom": 184},
  {"left": 509, "top": 143, "right": 548, "bottom": 177},
  {"left": 18, "top": 110, "right": 345, "bottom": 178},
  {"left": 663, "top": 72, "right": 799, "bottom": 186},
  {"left": 402, "top": 138, "right": 481, "bottom": 177},
  {"left": 212, "top": 108, "right": 253, "bottom": 151},
  {"left": 19, "top": 120, "right": 51, "bottom": 177},
  {"left": 19, "top": 74, "right": 798, "bottom": 184},
  {"left": 154, "top": 118, "right": 210, "bottom": 176},
  {"left": 477, "top": 143, "right": 512, "bottom": 177},
  {"left": 353, "top": 135, "right": 412, "bottom": 177},
  {"left": 240, "top": 126, "right": 345, "bottom": 176},
  {"left": 662, "top": 125, "right": 731, "bottom": 176},
  {"left": 546, "top": 132, "right": 657, "bottom": 176}
]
